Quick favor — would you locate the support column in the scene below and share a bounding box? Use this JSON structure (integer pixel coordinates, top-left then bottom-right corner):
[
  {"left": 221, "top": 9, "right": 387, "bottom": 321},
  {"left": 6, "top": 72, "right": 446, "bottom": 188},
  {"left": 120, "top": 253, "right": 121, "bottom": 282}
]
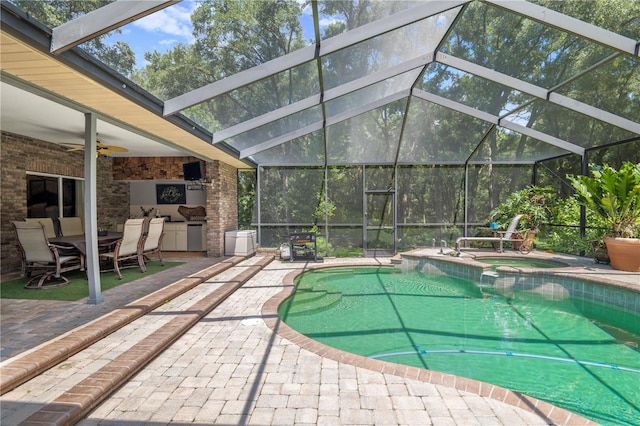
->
[
  {"left": 205, "top": 161, "right": 239, "bottom": 257},
  {"left": 578, "top": 154, "right": 588, "bottom": 256},
  {"left": 84, "top": 113, "right": 103, "bottom": 304}
]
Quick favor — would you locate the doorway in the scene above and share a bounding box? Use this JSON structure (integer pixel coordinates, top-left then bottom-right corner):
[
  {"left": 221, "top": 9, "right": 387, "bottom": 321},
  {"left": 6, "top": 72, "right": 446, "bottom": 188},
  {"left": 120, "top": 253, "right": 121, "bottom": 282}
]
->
[{"left": 364, "top": 190, "right": 396, "bottom": 257}]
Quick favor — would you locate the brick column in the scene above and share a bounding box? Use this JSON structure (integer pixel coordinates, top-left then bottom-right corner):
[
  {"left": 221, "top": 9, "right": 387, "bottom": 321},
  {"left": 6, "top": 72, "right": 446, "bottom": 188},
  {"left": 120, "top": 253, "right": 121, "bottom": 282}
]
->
[{"left": 205, "top": 161, "right": 238, "bottom": 257}]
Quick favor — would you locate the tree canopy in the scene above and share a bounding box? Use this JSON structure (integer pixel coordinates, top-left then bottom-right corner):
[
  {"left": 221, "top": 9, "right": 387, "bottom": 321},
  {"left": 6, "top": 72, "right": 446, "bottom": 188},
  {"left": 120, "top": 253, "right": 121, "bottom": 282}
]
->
[{"left": 13, "top": 0, "right": 135, "bottom": 76}]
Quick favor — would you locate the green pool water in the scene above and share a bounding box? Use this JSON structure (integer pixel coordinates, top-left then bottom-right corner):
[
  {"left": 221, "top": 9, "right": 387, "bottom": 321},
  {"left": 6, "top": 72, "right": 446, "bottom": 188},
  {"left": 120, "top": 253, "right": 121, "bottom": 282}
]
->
[
  {"left": 278, "top": 266, "right": 640, "bottom": 425},
  {"left": 476, "top": 257, "right": 567, "bottom": 268}
]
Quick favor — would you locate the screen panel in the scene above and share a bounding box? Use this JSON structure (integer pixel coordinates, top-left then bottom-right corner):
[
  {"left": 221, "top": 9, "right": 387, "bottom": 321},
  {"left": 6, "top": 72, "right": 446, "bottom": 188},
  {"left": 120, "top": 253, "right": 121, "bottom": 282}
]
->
[
  {"left": 259, "top": 167, "right": 325, "bottom": 224},
  {"left": 326, "top": 99, "right": 407, "bottom": 165}
]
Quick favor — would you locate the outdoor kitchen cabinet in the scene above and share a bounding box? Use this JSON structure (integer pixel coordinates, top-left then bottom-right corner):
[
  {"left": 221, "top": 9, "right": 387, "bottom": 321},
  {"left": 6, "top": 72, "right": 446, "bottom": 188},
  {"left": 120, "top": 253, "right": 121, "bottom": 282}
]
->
[{"left": 162, "top": 222, "right": 187, "bottom": 251}]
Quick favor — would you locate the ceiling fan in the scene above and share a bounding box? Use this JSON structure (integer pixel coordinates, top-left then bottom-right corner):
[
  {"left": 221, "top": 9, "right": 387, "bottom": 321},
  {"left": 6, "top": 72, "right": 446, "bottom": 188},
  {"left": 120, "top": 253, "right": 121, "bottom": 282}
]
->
[{"left": 62, "top": 135, "right": 128, "bottom": 157}]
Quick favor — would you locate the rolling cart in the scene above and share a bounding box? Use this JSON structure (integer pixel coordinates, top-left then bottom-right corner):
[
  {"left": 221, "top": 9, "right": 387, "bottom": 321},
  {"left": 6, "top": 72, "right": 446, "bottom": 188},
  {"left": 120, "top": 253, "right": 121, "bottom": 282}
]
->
[{"left": 289, "top": 232, "right": 317, "bottom": 262}]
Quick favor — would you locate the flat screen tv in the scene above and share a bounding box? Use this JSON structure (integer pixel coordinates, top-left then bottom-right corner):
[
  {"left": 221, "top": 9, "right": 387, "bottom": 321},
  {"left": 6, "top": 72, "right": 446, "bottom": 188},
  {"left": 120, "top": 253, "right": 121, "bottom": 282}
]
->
[{"left": 183, "top": 161, "right": 204, "bottom": 181}]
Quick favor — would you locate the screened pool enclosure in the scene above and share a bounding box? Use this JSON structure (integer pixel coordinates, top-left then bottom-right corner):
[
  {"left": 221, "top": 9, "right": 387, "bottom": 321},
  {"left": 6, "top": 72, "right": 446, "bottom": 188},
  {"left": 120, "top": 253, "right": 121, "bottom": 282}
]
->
[{"left": 4, "top": 0, "right": 640, "bottom": 256}]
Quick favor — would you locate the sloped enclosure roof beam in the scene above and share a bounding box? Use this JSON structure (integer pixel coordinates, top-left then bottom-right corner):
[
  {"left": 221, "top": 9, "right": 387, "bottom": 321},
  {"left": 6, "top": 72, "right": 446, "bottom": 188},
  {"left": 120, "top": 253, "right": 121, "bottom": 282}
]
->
[
  {"left": 164, "top": 0, "right": 468, "bottom": 116},
  {"left": 241, "top": 122, "right": 324, "bottom": 160},
  {"left": 213, "top": 54, "right": 433, "bottom": 144},
  {"left": 412, "top": 88, "right": 583, "bottom": 156},
  {"left": 412, "top": 89, "right": 500, "bottom": 124},
  {"left": 239, "top": 90, "right": 410, "bottom": 159},
  {"left": 325, "top": 90, "right": 411, "bottom": 128},
  {"left": 51, "top": 0, "right": 179, "bottom": 54},
  {"left": 214, "top": 96, "right": 322, "bottom": 144},
  {"left": 436, "top": 53, "right": 547, "bottom": 98},
  {"left": 486, "top": 0, "right": 639, "bottom": 56},
  {"left": 436, "top": 53, "right": 640, "bottom": 135},
  {"left": 499, "top": 120, "right": 585, "bottom": 156},
  {"left": 164, "top": 46, "right": 316, "bottom": 117},
  {"left": 548, "top": 93, "right": 640, "bottom": 135}
]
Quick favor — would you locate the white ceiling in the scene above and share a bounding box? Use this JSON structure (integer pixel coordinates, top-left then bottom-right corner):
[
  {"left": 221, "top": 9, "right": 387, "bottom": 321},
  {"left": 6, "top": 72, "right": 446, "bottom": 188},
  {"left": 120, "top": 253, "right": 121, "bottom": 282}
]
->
[{"left": 0, "top": 81, "right": 186, "bottom": 157}]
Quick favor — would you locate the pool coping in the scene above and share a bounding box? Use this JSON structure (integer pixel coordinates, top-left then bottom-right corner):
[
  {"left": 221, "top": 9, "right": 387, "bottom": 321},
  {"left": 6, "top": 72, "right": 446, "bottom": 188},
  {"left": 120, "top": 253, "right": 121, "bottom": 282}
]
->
[
  {"left": 262, "top": 260, "right": 598, "bottom": 426},
  {"left": 413, "top": 250, "right": 640, "bottom": 295}
]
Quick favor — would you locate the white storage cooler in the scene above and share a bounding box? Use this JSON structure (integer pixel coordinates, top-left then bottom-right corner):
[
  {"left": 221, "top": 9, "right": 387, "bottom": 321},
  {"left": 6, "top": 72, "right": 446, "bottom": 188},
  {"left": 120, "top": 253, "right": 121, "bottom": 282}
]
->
[{"left": 225, "top": 230, "right": 257, "bottom": 256}]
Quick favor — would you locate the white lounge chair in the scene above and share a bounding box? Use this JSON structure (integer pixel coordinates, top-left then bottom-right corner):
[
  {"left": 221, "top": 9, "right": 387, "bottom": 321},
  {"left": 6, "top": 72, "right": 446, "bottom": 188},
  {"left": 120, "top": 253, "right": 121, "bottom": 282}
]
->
[{"left": 454, "top": 214, "right": 525, "bottom": 254}]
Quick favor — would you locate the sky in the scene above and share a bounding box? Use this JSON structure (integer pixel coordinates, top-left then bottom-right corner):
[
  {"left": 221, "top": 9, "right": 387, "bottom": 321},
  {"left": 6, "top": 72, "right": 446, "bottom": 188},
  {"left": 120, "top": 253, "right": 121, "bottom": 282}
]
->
[
  {"left": 110, "top": 1, "right": 198, "bottom": 68},
  {"left": 107, "top": 0, "right": 324, "bottom": 70}
]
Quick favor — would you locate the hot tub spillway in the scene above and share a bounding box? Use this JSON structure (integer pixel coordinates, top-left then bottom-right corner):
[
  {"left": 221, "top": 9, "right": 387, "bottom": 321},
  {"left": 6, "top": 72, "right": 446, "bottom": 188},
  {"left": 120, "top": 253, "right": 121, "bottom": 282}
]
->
[
  {"left": 283, "top": 281, "right": 343, "bottom": 316},
  {"left": 480, "top": 270, "right": 499, "bottom": 288}
]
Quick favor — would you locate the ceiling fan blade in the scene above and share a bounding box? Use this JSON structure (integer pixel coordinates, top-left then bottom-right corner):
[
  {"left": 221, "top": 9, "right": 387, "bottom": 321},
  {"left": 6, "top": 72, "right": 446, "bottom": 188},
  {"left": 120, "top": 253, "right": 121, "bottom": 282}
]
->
[
  {"left": 96, "top": 147, "right": 126, "bottom": 155},
  {"left": 61, "top": 142, "right": 84, "bottom": 150},
  {"left": 61, "top": 140, "right": 128, "bottom": 155}
]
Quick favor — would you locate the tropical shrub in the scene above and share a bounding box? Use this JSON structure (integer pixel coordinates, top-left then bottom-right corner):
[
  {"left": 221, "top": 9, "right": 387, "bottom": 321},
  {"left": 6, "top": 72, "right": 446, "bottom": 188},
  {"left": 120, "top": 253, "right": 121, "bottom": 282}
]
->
[
  {"left": 489, "top": 185, "right": 556, "bottom": 232},
  {"left": 567, "top": 162, "right": 640, "bottom": 238},
  {"left": 541, "top": 197, "right": 608, "bottom": 255}
]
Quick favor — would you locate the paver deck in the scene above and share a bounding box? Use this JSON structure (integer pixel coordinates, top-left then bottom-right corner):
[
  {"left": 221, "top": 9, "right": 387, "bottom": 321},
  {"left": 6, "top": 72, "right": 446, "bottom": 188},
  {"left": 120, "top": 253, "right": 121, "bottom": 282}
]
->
[{"left": 2, "top": 249, "right": 636, "bottom": 425}]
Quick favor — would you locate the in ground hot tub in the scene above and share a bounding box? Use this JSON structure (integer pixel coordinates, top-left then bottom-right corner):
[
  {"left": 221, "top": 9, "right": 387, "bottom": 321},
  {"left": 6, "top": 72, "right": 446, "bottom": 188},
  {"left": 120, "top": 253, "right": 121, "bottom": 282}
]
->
[{"left": 475, "top": 256, "right": 568, "bottom": 268}]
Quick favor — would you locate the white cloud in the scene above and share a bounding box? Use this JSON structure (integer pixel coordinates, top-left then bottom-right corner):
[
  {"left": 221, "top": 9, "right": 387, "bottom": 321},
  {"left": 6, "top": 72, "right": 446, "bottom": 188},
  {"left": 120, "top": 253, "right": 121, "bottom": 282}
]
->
[
  {"left": 298, "top": 0, "right": 312, "bottom": 16},
  {"left": 133, "top": 3, "right": 195, "bottom": 42},
  {"left": 319, "top": 17, "right": 342, "bottom": 29},
  {"left": 159, "top": 39, "right": 179, "bottom": 46}
]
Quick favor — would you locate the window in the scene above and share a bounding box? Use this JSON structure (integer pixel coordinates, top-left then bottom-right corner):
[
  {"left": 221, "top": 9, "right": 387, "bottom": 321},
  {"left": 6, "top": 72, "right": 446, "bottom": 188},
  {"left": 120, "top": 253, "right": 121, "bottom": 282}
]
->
[{"left": 27, "top": 173, "right": 84, "bottom": 219}]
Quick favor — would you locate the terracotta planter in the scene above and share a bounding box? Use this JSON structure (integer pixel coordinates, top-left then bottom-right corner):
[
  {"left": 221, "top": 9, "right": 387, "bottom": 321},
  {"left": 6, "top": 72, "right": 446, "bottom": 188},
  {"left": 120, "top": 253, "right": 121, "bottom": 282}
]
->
[
  {"left": 590, "top": 240, "right": 610, "bottom": 264},
  {"left": 517, "top": 230, "right": 536, "bottom": 254},
  {"left": 603, "top": 237, "right": 640, "bottom": 272}
]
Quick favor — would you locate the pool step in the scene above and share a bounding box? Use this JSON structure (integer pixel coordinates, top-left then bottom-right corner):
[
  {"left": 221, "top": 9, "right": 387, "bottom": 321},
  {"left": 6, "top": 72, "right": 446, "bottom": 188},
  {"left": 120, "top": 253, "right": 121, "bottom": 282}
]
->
[{"left": 284, "top": 284, "right": 342, "bottom": 316}]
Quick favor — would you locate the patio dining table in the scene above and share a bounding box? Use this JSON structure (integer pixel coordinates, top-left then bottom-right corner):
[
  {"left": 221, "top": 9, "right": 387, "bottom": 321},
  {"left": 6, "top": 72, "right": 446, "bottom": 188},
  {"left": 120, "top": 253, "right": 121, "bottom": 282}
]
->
[{"left": 50, "top": 232, "right": 123, "bottom": 257}]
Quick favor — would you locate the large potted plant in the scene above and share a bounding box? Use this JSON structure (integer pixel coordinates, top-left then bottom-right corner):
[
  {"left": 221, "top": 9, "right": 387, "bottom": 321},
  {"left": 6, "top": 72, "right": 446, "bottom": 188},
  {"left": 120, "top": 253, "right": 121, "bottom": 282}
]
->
[{"left": 567, "top": 162, "right": 640, "bottom": 272}]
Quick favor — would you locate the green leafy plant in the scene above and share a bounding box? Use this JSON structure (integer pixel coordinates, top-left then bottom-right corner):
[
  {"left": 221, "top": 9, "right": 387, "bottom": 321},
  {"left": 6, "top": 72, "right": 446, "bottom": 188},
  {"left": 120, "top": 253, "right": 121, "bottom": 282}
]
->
[
  {"left": 542, "top": 196, "right": 607, "bottom": 255},
  {"left": 567, "top": 162, "right": 640, "bottom": 238},
  {"left": 489, "top": 185, "right": 555, "bottom": 232}
]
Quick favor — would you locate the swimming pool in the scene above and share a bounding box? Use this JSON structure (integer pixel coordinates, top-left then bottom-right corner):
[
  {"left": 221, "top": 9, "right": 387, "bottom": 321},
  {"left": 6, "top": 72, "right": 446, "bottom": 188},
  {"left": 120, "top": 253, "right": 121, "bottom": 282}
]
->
[{"left": 278, "top": 265, "right": 640, "bottom": 425}]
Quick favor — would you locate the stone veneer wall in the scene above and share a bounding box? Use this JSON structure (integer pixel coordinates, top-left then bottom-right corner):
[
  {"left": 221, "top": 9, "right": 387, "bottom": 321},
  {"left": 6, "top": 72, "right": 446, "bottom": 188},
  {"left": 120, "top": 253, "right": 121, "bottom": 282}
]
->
[
  {"left": 1, "top": 131, "right": 130, "bottom": 273},
  {"left": 112, "top": 156, "right": 198, "bottom": 180}
]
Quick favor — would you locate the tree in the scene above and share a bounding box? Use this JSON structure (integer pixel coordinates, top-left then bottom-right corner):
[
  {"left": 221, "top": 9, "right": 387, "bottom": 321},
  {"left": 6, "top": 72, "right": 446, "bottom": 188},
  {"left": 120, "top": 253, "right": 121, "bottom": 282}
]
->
[
  {"left": 134, "top": 0, "right": 311, "bottom": 132},
  {"left": 13, "top": 0, "right": 136, "bottom": 76},
  {"left": 237, "top": 170, "right": 256, "bottom": 228}
]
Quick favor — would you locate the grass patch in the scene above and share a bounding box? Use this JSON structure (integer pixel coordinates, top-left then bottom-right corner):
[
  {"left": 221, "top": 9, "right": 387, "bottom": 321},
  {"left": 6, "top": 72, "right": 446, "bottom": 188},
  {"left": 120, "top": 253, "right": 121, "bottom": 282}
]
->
[{"left": 0, "top": 261, "right": 184, "bottom": 301}]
